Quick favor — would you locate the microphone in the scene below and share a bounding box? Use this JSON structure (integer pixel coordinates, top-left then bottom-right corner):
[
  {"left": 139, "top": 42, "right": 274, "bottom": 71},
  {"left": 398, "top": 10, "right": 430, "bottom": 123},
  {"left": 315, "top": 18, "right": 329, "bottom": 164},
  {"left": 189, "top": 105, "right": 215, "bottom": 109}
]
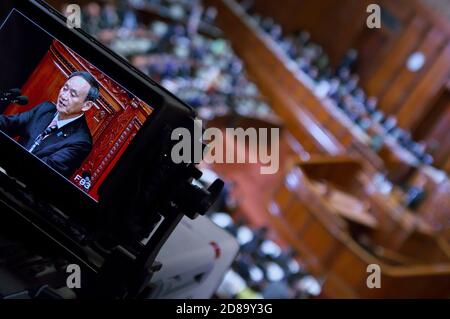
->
[
  {"left": 0, "top": 87, "right": 28, "bottom": 105},
  {"left": 0, "top": 88, "right": 21, "bottom": 98},
  {"left": 43, "top": 124, "right": 58, "bottom": 136},
  {"left": 11, "top": 95, "right": 29, "bottom": 105}
]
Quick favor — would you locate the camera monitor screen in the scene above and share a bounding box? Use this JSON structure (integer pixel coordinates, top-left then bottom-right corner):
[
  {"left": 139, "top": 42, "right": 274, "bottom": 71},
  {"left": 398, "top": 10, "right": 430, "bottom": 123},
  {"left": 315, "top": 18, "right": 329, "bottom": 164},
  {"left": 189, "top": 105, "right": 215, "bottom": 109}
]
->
[{"left": 0, "top": 8, "right": 156, "bottom": 201}]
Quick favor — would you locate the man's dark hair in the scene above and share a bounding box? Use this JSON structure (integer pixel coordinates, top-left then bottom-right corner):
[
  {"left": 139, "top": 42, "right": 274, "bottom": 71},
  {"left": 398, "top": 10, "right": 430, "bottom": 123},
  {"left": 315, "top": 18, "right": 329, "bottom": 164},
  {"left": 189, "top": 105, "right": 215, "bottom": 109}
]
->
[{"left": 68, "top": 71, "right": 100, "bottom": 102}]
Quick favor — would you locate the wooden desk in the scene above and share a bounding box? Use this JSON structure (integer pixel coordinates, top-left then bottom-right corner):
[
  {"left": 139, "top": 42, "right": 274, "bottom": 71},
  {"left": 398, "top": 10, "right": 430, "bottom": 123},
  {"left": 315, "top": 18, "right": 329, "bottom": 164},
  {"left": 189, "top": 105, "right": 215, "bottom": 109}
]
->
[{"left": 310, "top": 181, "right": 378, "bottom": 229}]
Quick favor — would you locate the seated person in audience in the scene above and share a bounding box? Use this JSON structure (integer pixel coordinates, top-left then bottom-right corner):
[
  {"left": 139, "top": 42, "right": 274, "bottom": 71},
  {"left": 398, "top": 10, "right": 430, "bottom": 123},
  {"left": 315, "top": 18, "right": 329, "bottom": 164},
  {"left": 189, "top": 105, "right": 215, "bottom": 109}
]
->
[{"left": 0, "top": 71, "right": 99, "bottom": 177}]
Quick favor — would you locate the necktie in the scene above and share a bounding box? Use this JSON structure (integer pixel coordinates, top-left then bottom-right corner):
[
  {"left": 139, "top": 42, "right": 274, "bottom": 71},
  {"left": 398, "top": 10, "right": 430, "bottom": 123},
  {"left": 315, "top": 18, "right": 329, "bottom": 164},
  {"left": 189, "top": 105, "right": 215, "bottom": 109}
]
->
[{"left": 29, "top": 120, "right": 58, "bottom": 153}]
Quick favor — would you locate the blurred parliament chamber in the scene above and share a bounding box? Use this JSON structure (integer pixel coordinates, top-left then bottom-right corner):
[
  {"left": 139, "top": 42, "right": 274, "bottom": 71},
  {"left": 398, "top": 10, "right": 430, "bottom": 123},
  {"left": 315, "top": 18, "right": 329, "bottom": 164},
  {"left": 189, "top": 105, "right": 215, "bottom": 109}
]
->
[{"left": 47, "top": 0, "right": 450, "bottom": 298}]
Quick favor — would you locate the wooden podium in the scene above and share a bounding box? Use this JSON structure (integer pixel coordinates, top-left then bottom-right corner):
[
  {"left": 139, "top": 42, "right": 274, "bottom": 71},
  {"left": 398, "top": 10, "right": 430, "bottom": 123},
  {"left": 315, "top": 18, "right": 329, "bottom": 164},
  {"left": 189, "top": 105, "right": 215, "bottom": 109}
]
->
[{"left": 268, "top": 155, "right": 450, "bottom": 297}]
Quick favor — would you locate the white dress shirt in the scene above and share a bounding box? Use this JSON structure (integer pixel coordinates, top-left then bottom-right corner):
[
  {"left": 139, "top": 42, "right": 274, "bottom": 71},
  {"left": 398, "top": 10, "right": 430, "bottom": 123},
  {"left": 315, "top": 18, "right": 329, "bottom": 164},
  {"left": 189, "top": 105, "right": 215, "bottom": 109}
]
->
[{"left": 53, "top": 113, "right": 84, "bottom": 129}]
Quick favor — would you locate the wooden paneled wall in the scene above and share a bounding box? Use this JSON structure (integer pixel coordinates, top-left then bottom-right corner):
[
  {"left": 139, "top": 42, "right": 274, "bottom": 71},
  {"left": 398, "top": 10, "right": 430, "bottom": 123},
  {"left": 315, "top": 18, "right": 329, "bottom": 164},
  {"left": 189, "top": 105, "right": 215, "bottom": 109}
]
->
[
  {"left": 247, "top": 0, "right": 373, "bottom": 66},
  {"left": 414, "top": 88, "right": 450, "bottom": 170},
  {"left": 357, "top": 0, "right": 450, "bottom": 134}
]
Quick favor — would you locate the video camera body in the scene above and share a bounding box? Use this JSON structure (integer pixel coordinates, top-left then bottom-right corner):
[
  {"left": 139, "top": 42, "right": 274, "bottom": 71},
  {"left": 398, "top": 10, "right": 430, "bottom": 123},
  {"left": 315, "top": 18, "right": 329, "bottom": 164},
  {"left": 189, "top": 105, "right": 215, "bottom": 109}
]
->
[{"left": 0, "top": 0, "right": 236, "bottom": 299}]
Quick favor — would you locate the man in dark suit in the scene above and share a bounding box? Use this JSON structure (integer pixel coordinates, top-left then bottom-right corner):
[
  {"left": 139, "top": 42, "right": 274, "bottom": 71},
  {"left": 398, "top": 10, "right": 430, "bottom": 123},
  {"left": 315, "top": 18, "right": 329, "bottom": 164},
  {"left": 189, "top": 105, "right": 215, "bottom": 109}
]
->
[{"left": 0, "top": 71, "right": 99, "bottom": 178}]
